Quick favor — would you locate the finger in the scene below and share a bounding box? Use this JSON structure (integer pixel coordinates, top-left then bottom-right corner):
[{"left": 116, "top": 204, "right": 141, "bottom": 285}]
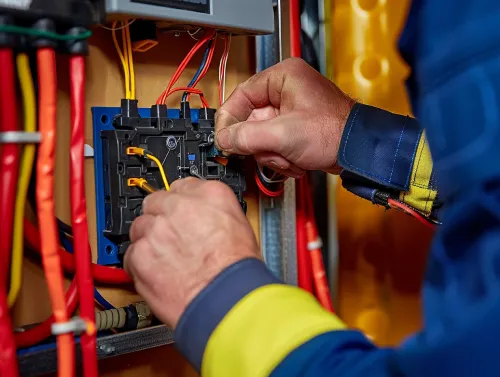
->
[
  {"left": 123, "top": 243, "right": 136, "bottom": 278},
  {"left": 129, "top": 214, "right": 156, "bottom": 243},
  {"left": 215, "top": 118, "right": 286, "bottom": 156},
  {"left": 254, "top": 152, "right": 295, "bottom": 171},
  {"left": 141, "top": 190, "right": 172, "bottom": 216},
  {"left": 169, "top": 177, "right": 205, "bottom": 193}
]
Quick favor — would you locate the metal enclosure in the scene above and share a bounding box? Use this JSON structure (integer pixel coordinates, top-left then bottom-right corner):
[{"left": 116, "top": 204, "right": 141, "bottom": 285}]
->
[{"left": 105, "top": 0, "right": 274, "bottom": 34}]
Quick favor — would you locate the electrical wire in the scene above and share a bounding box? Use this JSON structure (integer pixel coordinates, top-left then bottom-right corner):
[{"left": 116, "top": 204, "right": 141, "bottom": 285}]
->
[
  {"left": 218, "top": 34, "right": 231, "bottom": 105},
  {"left": 24, "top": 218, "right": 132, "bottom": 284},
  {"left": 157, "top": 30, "right": 216, "bottom": 105},
  {"left": 182, "top": 38, "right": 213, "bottom": 102},
  {"left": 59, "top": 231, "right": 115, "bottom": 311},
  {"left": 0, "top": 47, "right": 21, "bottom": 377},
  {"left": 8, "top": 53, "right": 36, "bottom": 308},
  {"left": 387, "top": 199, "right": 435, "bottom": 230},
  {"left": 99, "top": 19, "right": 136, "bottom": 31},
  {"left": 112, "top": 21, "right": 130, "bottom": 99},
  {"left": 69, "top": 55, "right": 98, "bottom": 377},
  {"left": 145, "top": 153, "right": 171, "bottom": 191},
  {"left": 124, "top": 21, "right": 135, "bottom": 100},
  {"left": 36, "top": 48, "right": 75, "bottom": 377},
  {"left": 15, "top": 280, "right": 78, "bottom": 349}
]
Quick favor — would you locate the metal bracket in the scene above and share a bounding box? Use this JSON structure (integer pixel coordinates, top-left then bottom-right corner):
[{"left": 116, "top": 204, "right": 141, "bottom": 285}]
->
[{"left": 0, "top": 131, "right": 41, "bottom": 144}]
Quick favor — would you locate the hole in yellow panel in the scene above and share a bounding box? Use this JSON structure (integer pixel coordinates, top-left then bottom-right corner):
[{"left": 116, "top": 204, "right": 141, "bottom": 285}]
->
[
  {"left": 359, "top": 56, "right": 382, "bottom": 81},
  {"left": 355, "top": 0, "right": 379, "bottom": 11}
]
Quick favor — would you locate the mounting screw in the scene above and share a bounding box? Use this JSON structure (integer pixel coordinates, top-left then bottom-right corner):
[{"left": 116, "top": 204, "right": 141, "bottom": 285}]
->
[
  {"left": 196, "top": 133, "right": 200, "bottom": 139},
  {"left": 174, "top": 31, "right": 181, "bottom": 37},
  {"left": 166, "top": 136, "right": 177, "bottom": 149},
  {"left": 100, "top": 344, "right": 115, "bottom": 355}
]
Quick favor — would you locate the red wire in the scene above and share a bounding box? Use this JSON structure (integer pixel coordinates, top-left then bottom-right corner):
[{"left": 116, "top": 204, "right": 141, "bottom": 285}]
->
[
  {"left": 388, "top": 199, "right": 435, "bottom": 230},
  {"left": 167, "top": 87, "right": 209, "bottom": 108},
  {"left": 37, "top": 48, "right": 75, "bottom": 377},
  {"left": 15, "top": 280, "right": 79, "bottom": 348},
  {"left": 157, "top": 30, "right": 216, "bottom": 105},
  {"left": 23, "top": 218, "right": 132, "bottom": 284},
  {"left": 296, "top": 176, "right": 313, "bottom": 293},
  {"left": 254, "top": 170, "right": 285, "bottom": 197},
  {"left": 187, "top": 37, "right": 217, "bottom": 102},
  {"left": 69, "top": 56, "right": 98, "bottom": 377},
  {"left": 0, "top": 48, "right": 20, "bottom": 377},
  {"left": 289, "top": 0, "right": 302, "bottom": 58}
]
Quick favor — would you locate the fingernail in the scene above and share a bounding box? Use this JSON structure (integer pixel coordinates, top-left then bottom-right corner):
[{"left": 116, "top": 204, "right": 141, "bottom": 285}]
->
[{"left": 216, "top": 129, "right": 232, "bottom": 150}]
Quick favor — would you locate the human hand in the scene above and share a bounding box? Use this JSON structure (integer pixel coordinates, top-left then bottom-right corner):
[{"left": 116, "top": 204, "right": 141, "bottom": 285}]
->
[
  {"left": 123, "top": 178, "right": 259, "bottom": 329},
  {"left": 215, "top": 58, "right": 354, "bottom": 177}
]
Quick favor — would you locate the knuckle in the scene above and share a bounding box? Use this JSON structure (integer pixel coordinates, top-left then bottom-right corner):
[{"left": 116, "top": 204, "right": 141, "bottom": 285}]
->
[{"left": 204, "top": 180, "right": 233, "bottom": 197}]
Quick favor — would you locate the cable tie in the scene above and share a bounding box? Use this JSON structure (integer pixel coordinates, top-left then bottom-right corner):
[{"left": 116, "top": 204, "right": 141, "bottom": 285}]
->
[
  {"left": 0, "top": 131, "right": 41, "bottom": 144},
  {"left": 51, "top": 317, "right": 88, "bottom": 336},
  {"left": 307, "top": 238, "right": 323, "bottom": 251}
]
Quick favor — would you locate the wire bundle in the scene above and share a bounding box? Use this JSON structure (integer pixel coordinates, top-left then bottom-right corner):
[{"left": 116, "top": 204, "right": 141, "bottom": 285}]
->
[
  {"left": 218, "top": 34, "right": 232, "bottom": 105},
  {"left": 156, "top": 29, "right": 216, "bottom": 106},
  {"left": 112, "top": 20, "right": 136, "bottom": 100}
]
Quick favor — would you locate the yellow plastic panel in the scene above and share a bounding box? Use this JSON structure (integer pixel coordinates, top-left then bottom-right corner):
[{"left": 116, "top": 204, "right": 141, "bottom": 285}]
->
[{"left": 330, "top": 0, "right": 434, "bottom": 346}]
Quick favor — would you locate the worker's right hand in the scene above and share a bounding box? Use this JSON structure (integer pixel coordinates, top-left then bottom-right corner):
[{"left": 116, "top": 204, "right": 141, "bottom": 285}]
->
[{"left": 215, "top": 57, "right": 355, "bottom": 177}]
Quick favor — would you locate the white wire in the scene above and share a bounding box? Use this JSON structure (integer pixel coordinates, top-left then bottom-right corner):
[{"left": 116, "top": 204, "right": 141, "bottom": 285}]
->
[
  {"left": 218, "top": 34, "right": 232, "bottom": 105},
  {"left": 99, "top": 19, "right": 136, "bottom": 31},
  {"left": 187, "top": 28, "right": 202, "bottom": 40},
  {"left": 222, "top": 34, "right": 231, "bottom": 103},
  {"left": 257, "top": 164, "right": 288, "bottom": 184}
]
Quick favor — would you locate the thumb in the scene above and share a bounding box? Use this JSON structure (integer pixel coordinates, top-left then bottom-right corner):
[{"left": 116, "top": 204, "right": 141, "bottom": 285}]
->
[{"left": 215, "top": 118, "right": 286, "bottom": 156}]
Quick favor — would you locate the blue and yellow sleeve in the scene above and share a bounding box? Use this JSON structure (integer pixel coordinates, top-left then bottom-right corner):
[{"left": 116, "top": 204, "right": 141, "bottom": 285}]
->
[{"left": 338, "top": 103, "right": 440, "bottom": 221}]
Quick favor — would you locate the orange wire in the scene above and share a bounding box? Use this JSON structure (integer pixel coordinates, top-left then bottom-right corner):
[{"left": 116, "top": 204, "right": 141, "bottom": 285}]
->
[
  {"left": 36, "top": 48, "right": 75, "bottom": 377},
  {"left": 388, "top": 198, "right": 435, "bottom": 230}
]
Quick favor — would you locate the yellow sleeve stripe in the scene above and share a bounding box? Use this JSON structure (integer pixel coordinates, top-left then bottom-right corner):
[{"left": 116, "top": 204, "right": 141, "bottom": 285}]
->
[
  {"left": 400, "top": 131, "right": 437, "bottom": 216},
  {"left": 202, "top": 284, "right": 346, "bottom": 377}
]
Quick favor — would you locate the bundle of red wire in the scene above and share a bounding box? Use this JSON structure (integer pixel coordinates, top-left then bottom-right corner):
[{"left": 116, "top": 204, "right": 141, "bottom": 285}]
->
[{"left": 156, "top": 30, "right": 216, "bottom": 106}]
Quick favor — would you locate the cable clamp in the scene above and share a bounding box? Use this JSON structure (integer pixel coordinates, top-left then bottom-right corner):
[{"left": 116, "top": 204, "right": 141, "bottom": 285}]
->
[
  {"left": 0, "top": 131, "right": 41, "bottom": 144},
  {"left": 307, "top": 238, "right": 323, "bottom": 251},
  {"left": 51, "top": 317, "right": 89, "bottom": 336}
]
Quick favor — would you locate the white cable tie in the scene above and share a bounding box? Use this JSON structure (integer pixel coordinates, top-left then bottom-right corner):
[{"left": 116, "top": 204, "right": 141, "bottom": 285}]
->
[
  {"left": 0, "top": 131, "right": 41, "bottom": 144},
  {"left": 51, "top": 317, "right": 88, "bottom": 336},
  {"left": 307, "top": 238, "right": 323, "bottom": 251}
]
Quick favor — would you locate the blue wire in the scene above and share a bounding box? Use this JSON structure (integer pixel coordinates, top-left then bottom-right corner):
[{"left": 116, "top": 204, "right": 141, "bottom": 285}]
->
[
  {"left": 58, "top": 229, "right": 116, "bottom": 310},
  {"left": 182, "top": 39, "right": 213, "bottom": 102}
]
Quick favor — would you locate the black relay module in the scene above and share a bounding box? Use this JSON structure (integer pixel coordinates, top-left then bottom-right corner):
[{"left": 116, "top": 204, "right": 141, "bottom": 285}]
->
[{"left": 97, "top": 99, "right": 246, "bottom": 261}]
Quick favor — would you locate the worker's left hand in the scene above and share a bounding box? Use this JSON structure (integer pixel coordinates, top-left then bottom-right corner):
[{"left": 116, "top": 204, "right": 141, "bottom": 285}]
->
[{"left": 123, "top": 178, "right": 259, "bottom": 329}]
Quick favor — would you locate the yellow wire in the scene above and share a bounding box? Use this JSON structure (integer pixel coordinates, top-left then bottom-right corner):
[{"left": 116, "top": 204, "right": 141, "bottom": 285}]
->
[
  {"left": 121, "top": 22, "right": 131, "bottom": 99},
  {"left": 125, "top": 23, "right": 135, "bottom": 100},
  {"left": 112, "top": 21, "right": 130, "bottom": 99},
  {"left": 145, "top": 154, "right": 170, "bottom": 191},
  {"left": 8, "top": 53, "right": 36, "bottom": 307}
]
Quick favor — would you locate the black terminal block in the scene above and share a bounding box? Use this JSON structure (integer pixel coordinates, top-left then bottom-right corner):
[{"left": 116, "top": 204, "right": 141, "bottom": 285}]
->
[{"left": 101, "top": 99, "right": 247, "bottom": 259}]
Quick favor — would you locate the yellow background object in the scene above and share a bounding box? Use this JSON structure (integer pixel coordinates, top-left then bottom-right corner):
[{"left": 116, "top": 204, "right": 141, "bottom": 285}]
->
[{"left": 331, "top": 0, "right": 434, "bottom": 345}]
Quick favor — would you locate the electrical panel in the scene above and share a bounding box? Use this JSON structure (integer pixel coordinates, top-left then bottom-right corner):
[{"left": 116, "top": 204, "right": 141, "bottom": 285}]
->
[
  {"left": 93, "top": 100, "right": 247, "bottom": 265},
  {"left": 105, "top": 0, "right": 274, "bottom": 34}
]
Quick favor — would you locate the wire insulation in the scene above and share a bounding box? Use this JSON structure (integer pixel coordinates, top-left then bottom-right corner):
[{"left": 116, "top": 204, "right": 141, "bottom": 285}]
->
[
  {"left": 112, "top": 21, "right": 130, "bottom": 99},
  {"left": 0, "top": 46, "right": 20, "bottom": 377},
  {"left": 388, "top": 199, "right": 435, "bottom": 230},
  {"left": 24, "top": 218, "right": 132, "bottom": 284},
  {"left": 36, "top": 48, "right": 75, "bottom": 377},
  {"left": 125, "top": 22, "right": 136, "bottom": 100},
  {"left": 145, "top": 153, "right": 171, "bottom": 191},
  {"left": 8, "top": 53, "right": 36, "bottom": 308},
  {"left": 15, "top": 280, "right": 78, "bottom": 348},
  {"left": 69, "top": 56, "right": 98, "bottom": 377}
]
